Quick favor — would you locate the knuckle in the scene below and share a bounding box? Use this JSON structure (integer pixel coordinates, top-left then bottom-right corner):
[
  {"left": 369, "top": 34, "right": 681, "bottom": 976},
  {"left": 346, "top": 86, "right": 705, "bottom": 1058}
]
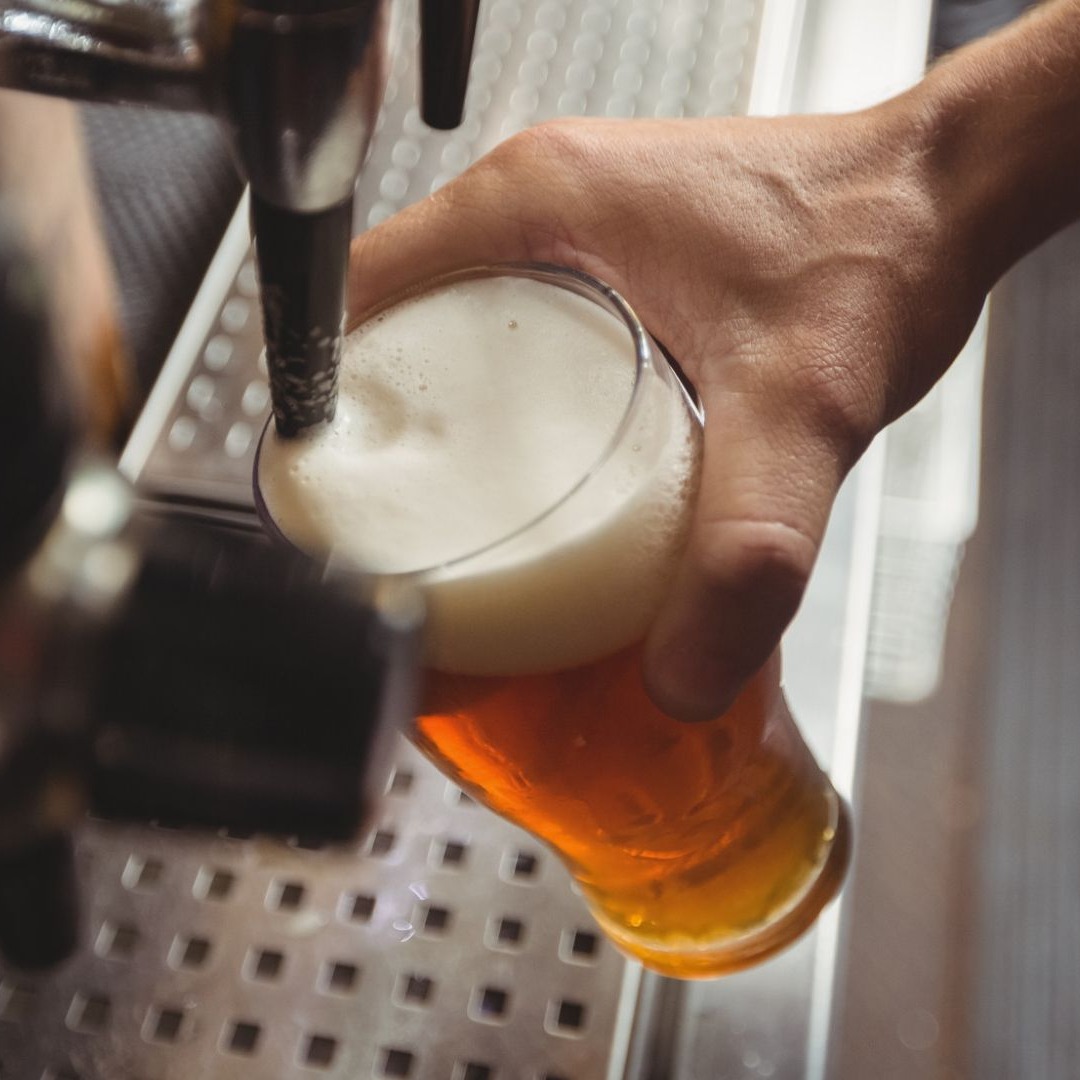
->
[
  {"left": 694, "top": 517, "right": 815, "bottom": 612},
  {"left": 487, "top": 118, "right": 592, "bottom": 175}
]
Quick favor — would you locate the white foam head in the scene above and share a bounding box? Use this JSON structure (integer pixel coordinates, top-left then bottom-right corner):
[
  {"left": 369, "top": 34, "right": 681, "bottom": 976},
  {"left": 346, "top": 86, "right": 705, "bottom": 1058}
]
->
[{"left": 258, "top": 270, "right": 700, "bottom": 676}]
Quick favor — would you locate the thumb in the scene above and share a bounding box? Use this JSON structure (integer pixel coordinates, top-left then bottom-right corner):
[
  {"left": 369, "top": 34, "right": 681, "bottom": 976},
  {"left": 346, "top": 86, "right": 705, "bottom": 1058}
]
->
[{"left": 643, "top": 367, "right": 851, "bottom": 722}]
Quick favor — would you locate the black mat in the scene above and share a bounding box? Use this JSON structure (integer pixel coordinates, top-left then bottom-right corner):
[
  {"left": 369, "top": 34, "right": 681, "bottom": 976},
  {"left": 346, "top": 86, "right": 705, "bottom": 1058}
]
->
[{"left": 80, "top": 104, "right": 243, "bottom": 408}]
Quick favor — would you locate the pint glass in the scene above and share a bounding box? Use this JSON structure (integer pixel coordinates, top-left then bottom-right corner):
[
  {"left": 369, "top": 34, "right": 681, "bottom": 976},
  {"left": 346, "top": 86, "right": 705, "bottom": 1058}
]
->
[{"left": 256, "top": 264, "right": 850, "bottom": 978}]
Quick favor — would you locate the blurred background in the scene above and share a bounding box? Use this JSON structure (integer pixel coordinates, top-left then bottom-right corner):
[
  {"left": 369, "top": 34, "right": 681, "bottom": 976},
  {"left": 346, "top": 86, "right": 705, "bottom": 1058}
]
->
[{"left": 830, "top": 3, "right": 1080, "bottom": 1080}]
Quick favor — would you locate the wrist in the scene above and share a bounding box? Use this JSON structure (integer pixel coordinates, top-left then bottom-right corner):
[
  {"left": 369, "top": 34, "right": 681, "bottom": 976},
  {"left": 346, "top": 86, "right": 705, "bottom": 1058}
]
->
[{"left": 898, "top": 0, "right": 1080, "bottom": 287}]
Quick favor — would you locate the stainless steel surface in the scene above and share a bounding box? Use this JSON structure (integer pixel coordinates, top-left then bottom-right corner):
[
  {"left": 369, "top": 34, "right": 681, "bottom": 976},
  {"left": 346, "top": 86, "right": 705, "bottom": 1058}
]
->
[
  {"left": 224, "top": 0, "right": 392, "bottom": 213},
  {"left": 0, "top": 0, "right": 209, "bottom": 110},
  {"left": 0, "top": 744, "right": 641, "bottom": 1079},
  {"left": 967, "top": 221, "right": 1080, "bottom": 1080},
  {"left": 826, "top": 221, "right": 1080, "bottom": 1080}
]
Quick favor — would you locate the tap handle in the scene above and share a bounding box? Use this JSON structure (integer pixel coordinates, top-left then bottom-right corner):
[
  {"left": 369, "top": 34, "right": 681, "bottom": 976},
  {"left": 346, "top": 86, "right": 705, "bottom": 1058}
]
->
[
  {"left": 89, "top": 523, "right": 422, "bottom": 841},
  {"left": 419, "top": 0, "right": 481, "bottom": 130},
  {"left": 0, "top": 208, "right": 74, "bottom": 579}
]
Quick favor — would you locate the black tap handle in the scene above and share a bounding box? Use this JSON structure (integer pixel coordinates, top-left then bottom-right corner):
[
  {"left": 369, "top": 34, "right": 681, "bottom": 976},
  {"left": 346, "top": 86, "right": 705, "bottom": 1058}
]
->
[
  {"left": 90, "top": 524, "right": 420, "bottom": 840},
  {"left": 0, "top": 209, "right": 74, "bottom": 578},
  {"left": 419, "top": 0, "right": 481, "bottom": 130}
]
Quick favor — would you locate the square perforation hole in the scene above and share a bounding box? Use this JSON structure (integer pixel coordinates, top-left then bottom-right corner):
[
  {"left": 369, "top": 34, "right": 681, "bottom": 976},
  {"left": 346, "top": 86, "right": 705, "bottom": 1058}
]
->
[
  {"left": 222, "top": 1018, "right": 261, "bottom": 1056},
  {"left": 559, "top": 928, "right": 600, "bottom": 964},
  {"left": 432, "top": 837, "right": 469, "bottom": 869},
  {"left": 319, "top": 960, "right": 360, "bottom": 995},
  {"left": 142, "top": 1005, "right": 186, "bottom": 1043},
  {"left": 267, "top": 878, "right": 306, "bottom": 912},
  {"left": 121, "top": 854, "right": 163, "bottom": 891},
  {"left": 386, "top": 767, "right": 414, "bottom": 795},
  {"left": 545, "top": 999, "right": 587, "bottom": 1038},
  {"left": 66, "top": 992, "right": 110, "bottom": 1034},
  {"left": 193, "top": 866, "right": 236, "bottom": 901},
  {"left": 366, "top": 828, "right": 396, "bottom": 857},
  {"left": 340, "top": 891, "right": 376, "bottom": 924},
  {"left": 444, "top": 782, "right": 476, "bottom": 808},
  {"left": 94, "top": 920, "right": 138, "bottom": 961},
  {"left": 168, "top": 934, "right": 212, "bottom": 971},
  {"left": 290, "top": 834, "right": 327, "bottom": 851},
  {"left": 393, "top": 972, "right": 434, "bottom": 1008},
  {"left": 501, "top": 848, "right": 541, "bottom": 883},
  {"left": 377, "top": 1047, "right": 415, "bottom": 1078},
  {"left": 485, "top": 915, "right": 526, "bottom": 951},
  {"left": 454, "top": 1064, "right": 494, "bottom": 1080},
  {"left": 0, "top": 981, "right": 36, "bottom": 1024},
  {"left": 299, "top": 1033, "right": 338, "bottom": 1070},
  {"left": 418, "top": 902, "right": 453, "bottom": 935},
  {"left": 245, "top": 947, "right": 285, "bottom": 982},
  {"left": 468, "top": 985, "right": 510, "bottom": 1024}
]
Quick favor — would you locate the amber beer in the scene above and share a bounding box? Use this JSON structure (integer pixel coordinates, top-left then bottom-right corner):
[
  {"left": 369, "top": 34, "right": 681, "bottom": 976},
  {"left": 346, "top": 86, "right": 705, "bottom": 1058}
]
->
[{"left": 257, "top": 265, "right": 849, "bottom": 978}]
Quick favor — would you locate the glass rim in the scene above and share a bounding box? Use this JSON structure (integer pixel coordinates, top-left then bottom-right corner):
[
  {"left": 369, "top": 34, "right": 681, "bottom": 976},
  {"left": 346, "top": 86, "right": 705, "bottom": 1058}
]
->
[{"left": 254, "top": 260, "right": 677, "bottom": 581}]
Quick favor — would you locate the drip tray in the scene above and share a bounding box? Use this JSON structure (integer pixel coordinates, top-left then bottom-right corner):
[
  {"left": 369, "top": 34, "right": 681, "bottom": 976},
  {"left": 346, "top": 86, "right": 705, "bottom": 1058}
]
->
[
  {"left": 0, "top": 742, "right": 641, "bottom": 1079},
  {"left": 0, "top": 0, "right": 827, "bottom": 1076}
]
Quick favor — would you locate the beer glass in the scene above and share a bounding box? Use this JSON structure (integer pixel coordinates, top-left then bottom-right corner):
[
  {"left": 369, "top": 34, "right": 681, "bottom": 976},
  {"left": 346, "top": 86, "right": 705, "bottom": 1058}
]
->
[{"left": 256, "top": 264, "right": 850, "bottom": 979}]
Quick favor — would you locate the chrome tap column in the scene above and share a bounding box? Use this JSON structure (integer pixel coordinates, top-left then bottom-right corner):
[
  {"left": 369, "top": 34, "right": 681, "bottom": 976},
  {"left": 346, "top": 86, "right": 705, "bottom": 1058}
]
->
[{"left": 0, "top": 0, "right": 480, "bottom": 434}]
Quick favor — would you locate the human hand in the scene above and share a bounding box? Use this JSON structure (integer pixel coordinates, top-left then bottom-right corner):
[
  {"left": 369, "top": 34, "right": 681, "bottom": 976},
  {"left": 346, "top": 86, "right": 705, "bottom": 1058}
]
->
[
  {"left": 348, "top": 0, "right": 1080, "bottom": 720},
  {"left": 348, "top": 101, "right": 991, "bottom": 719}
]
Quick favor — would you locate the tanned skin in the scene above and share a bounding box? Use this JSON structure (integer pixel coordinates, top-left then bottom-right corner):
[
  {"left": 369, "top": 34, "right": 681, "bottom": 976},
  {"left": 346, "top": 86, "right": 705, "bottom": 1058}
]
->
[{"left": 349, "top": 0, "right": 1080, "bottom": 721}]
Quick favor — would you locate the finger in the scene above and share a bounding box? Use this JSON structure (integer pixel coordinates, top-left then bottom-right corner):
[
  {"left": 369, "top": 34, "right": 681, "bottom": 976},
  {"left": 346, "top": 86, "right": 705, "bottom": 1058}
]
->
[{"left": 643, "top": 362, "right": 852, "bottom": 722}]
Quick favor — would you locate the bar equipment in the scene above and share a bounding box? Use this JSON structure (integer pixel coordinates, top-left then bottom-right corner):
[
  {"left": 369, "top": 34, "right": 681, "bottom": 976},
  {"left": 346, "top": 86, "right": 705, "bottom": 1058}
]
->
[
  {"left": 0, "top": 204, "right": 422, "bottom": 974},
  {"left": 0, "top": 0, "right": 481, "bottom": 433},
  {"left": 0, "top": 1, "right": 941, "bottom": 1076}
]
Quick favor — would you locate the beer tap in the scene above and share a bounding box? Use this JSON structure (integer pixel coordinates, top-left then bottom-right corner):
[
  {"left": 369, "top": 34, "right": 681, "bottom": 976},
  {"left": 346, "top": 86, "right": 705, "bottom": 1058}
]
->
[
  {"left": 0, "top": 0, "right": 480, "bottom": 968},
  {"left": 0, "top": 210, "right": 424, "bottom": 970},
  {"left": 0, "top": 0, "right": 481, "bottom": 435}
]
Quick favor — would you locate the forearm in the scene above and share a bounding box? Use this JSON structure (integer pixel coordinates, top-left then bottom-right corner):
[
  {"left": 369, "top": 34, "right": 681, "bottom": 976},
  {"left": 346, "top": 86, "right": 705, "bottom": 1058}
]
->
[{"left": 906, "top": 0, "right": 1080, "bottom": 285}]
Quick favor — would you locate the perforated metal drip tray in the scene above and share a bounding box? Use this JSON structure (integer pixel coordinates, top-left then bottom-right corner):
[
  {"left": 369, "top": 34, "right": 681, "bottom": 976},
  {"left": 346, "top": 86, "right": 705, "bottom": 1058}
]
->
[{"left": 0, "top": 745, "right": 640, "bottom": 1080}]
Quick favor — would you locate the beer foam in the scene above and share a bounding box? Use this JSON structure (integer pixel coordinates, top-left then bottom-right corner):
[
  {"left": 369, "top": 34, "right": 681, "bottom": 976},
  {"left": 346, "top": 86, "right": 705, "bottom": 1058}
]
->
[{"left": 258, "top": 273, "right": 700, "bottom": 676}]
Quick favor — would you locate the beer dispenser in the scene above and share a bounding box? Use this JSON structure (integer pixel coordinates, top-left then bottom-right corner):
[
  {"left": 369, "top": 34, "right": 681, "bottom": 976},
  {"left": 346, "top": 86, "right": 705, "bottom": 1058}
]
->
[
  {"left": 0, "top": 0, "right": 480, "bottom": 968},
  {"left": 0, "top": 210, "right": 424, "bottom": 971},
  {"left": 0, "top": 0, "right": 482, "bottom": 429}
]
